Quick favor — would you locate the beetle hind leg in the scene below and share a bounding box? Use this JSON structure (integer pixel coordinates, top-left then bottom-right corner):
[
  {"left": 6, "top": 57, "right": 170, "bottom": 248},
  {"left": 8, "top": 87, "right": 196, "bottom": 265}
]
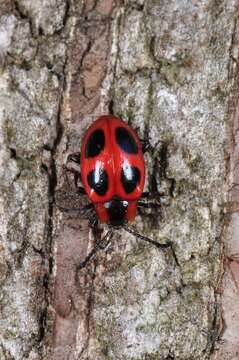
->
[
  {"left": 67, "top": 152, "right": 81, "bottom": 165},
  {"left": 56, "top": 202, "right": 94, "bottom": 218},
  {"left": 65, "top": 152, "right": 86, "bottom": 194}
]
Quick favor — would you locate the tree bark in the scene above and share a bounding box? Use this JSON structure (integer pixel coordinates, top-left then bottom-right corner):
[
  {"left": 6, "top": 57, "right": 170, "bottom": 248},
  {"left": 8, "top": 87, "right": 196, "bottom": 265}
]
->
[{"left": 0, "top": 0, "right": 238, "bottom": 359}]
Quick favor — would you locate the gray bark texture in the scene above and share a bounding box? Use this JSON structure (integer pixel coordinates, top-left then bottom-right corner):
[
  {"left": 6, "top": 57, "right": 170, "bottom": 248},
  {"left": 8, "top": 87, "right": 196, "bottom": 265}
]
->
[{"left": 0, "top": 0, "right": 238, "bottom": 359}]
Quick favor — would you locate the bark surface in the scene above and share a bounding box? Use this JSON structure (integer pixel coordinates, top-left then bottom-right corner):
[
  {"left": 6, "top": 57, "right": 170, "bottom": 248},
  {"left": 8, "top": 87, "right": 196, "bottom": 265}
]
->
[{"left": 0, "top": 0, "right": 238, "bottom": 360}]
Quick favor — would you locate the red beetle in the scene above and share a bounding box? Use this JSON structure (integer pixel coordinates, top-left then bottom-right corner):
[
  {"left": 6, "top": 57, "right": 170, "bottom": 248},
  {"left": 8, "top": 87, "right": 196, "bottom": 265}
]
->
[
  {"left": 64, "top": 115, "right": 174, "bottom": 268},
  {"left": 80, "top": 115, "right": 145, "bottom": 226}
]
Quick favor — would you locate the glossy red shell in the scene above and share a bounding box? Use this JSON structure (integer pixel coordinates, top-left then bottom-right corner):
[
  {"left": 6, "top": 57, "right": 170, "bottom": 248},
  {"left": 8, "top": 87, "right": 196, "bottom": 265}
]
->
[{"left": 80, "top": 115, "right": 145, "bottom": 223}]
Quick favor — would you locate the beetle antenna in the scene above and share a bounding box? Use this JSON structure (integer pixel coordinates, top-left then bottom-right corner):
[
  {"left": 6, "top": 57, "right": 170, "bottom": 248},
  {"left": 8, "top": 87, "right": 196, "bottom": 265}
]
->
[
  {"left": 77, "top": 229, "right": 113, "bottom": 270},
  {"left": 123, "top": 225, "right": 179, "bottom": 265},
  {"left": 123, "top": 225, "right": 170, "bottom": 248}
]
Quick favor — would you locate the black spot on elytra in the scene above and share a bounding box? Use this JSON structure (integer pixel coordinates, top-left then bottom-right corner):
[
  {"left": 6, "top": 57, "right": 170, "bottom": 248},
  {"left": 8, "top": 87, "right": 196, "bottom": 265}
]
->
[
  {"left": 85, "top": 129, "right": 105, "bottom": 158},
  {"left": 121, "top": 166, "right": 141, "bottom": 193},
  {"left": 115, "top": 127, "right": 138, "bottom": 154},
  {"left": 87, "top": 168, "right": 108, "bottom": 196}
]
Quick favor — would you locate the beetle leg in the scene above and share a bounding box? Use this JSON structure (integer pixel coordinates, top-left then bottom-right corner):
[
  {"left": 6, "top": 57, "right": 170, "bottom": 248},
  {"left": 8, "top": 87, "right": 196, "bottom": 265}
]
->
[
  {"left": 140, "top": 139, "right": 160, "bottom": 153},
  {"left": 88, "top": 213, "right": 98, "bottom": 229},
  {"left": 65, "top": 152, "right": 86, "bottom": 192},
  {"left": 140, "top": 192, "right": 163, "bottom": 199},
  {"left": 77, "top": 229, "right": 113, "bottom": 270},
  {"left": 67, "top": 152, "right": 81, "bottom": 165},
  {"left": 140, "top": 138, "right": 166, "bottom": 154},
  {"left": 141, "top": 139, "right": 152, "bottom": 153},
  {"left": 56, "top": 203, "right": 94, "bottom": 218},
  {"left": 138, "top": 192, "right": 161, "bottom": 215},
  {"left": 137, "top": 201, "right": 162, "bottom": 219},
  {"left": 138, "top": 201, "right": 160, "bottom": 209}
]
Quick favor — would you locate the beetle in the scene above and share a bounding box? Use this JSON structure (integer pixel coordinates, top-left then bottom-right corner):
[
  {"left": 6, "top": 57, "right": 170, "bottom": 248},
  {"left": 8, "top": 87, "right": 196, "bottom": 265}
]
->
[
  {"left": 81, "top": 115, "right": 145, "bottom": 226},
  {"left": 62, "top": 115, "right": 175, "bottom": 269}
]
